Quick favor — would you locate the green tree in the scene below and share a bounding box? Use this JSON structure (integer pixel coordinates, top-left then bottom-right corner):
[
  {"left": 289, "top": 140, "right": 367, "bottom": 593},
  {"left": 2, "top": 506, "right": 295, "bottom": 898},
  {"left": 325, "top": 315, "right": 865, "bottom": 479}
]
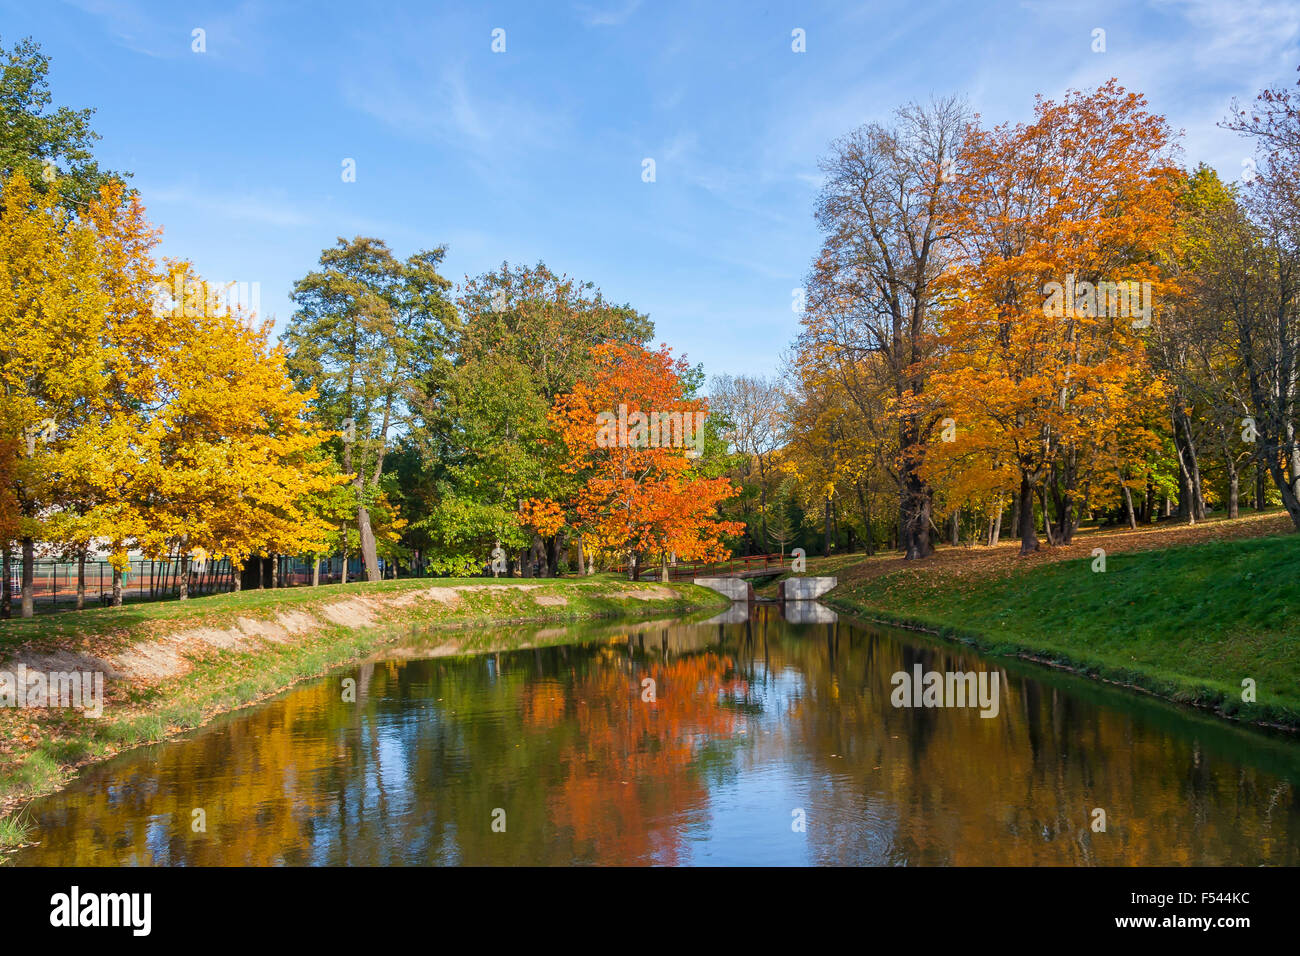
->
[
  {"left": 283, "top": 237, "right": 455, "bottom": 581},
  {"left": 411, "top": 262, "right": 652, "bottom": 576},
  {"left": 0, "top": 36, "right": 125, "bottom": 209}
]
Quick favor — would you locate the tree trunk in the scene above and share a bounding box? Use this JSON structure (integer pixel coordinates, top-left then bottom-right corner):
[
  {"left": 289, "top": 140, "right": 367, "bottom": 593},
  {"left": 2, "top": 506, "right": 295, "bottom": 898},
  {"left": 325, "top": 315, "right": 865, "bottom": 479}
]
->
[
  {"left": 900, "top": 465, "right": 933, "bottom": 560},
  {"left": 76, "top": 549, "right": 87, "bottom": 610},
  {"left": 546, "top": 535, "right": 561, "bottom": 578},
  {"left": 949, "top": 508, "right": 960, "bottom": 546},
  {"left": 576, "top": 535, "right": 586, "bottom": 576},
  {"left": 1, "top": 544, "right": 10, "bottom": 619},
  {"left": 823, "top": 496, "right": 833, "bottom": 557},
  {"left": 531, "top": 535, "right": 546, "bottom": 578},
  {"left": 1255, "top": 459, "right": 1267, "bottom": 511},
  {"left": 660, "top": 552, "right": 670, "bottom": 583},
  {"left": 1039, "top": 486, "right": 1057, "bottom": 546},
  {"left": 357, "top": 500, "right": 381, "bottom": 582},
  {"left": 1259, "top": 436, "right": 1300, "bottom": 531},
  {"left": 1173, "top": 407, "right": 1205, "bottom": 522},
  {"left": 1191, "top": 456, "right": 1206, "bottom": 521},
  {"left": 312, "top": 557, "right": 320, "bottom": 586},
  {"left": 112, "top": 565, "right": 123, "bottom": 607},
  {"left": 233, "top": 565, "right": 242, "bottom": 592},
  {"left": 1018, "top": 474, "right": 1040, "bottom": 555},
  {"left": 989, "top": 493, "right": 1004, "bottom": 546},
  {"left": 1119, "top": 473, "right": 1137, "bottom": 530},
  {"left": 21, "top": 536, "right": 34, "bottom": 618},
  {"left": 1227, "top": 465, "right": 1239, "bottom": 519},
  {"left": 178, "top": 554, "right": 190, "bottom": 601}
]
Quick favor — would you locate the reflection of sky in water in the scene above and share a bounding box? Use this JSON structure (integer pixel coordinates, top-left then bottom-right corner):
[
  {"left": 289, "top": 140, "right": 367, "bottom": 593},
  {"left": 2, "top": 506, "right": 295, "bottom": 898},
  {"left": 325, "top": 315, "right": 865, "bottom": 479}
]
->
[
  {"left": 693, "top": 660, "right": 903, "bottom": 865},
  {"left": 12, "top": 608, "right": 1300, "bottom": 866}
]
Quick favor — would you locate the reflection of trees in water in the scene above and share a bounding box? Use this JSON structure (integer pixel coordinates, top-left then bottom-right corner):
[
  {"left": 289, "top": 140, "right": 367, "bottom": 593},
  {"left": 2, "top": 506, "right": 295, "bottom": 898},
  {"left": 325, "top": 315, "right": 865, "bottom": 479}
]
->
[
  {"left": 20, "top": 638, "right": 753, "bottom": 865},
  {"left": 717, "top": 608, "right": 1300, "bottom": 865},
  {"left": 16, "top": 611, "right": 1300, "bottom": 866}
]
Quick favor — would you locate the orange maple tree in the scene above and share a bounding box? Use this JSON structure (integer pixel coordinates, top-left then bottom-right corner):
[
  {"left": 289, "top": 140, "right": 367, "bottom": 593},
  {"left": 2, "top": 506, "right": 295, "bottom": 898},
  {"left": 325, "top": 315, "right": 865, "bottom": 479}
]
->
[
  {"left": 550, "top": 342, "right": 743, "bottom": 579},
  {"left": 927, "top": 80, "right": 1179, "bottom": 553},
  {"left": 516, "top": 497, "right": 565, "bottom": 538}
]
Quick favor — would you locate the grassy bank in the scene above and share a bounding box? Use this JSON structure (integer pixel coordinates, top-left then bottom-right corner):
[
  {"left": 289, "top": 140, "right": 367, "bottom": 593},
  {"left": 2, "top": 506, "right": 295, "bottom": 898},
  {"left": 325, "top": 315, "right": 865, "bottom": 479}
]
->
[
  {"left": 0, "top": 575, "right": 727, "bottom": 848},
  {"left": 825, "top": 529, "right": 1300, "bottom": 730}
]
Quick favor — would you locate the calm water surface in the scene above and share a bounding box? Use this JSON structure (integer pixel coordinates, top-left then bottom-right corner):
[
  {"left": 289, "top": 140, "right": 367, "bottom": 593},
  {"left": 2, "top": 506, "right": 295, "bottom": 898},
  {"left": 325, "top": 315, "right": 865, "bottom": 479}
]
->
[{"left": 12, "top": 605, "right": 1300, "bottom": 865}]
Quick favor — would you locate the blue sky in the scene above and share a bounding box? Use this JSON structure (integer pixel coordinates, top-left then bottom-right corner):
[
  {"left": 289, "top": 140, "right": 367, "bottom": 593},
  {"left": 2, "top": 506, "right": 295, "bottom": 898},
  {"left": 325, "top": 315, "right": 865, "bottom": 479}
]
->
[{"left": 4, "top": 0, "right": 1298, "bottom": 377}]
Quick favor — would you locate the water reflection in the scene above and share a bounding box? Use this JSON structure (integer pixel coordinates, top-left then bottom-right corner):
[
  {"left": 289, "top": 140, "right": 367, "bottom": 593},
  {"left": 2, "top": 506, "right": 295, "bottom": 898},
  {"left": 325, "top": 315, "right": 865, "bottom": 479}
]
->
[{"left": 11, "top": 606, "right": 1300, "bottom": 865}]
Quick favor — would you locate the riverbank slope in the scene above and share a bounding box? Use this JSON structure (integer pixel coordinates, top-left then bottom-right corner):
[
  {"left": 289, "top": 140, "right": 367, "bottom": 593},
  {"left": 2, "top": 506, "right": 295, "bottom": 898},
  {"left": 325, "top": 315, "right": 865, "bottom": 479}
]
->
[
  {"left": 0, "top": 575, "right": 727, "bottom": 847},
  {"left": 820, "top": 512, "right": 1300, "bottom": 730}
]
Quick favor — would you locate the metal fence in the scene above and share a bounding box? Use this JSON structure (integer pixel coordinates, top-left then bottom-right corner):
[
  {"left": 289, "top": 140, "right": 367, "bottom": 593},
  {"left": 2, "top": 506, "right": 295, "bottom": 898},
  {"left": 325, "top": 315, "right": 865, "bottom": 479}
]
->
[
  {"left": 4, "top": 557, "right": 235, "bottom": 609},
  {"left": 3, "top": 555, "right": 374, "bottom": 613}
]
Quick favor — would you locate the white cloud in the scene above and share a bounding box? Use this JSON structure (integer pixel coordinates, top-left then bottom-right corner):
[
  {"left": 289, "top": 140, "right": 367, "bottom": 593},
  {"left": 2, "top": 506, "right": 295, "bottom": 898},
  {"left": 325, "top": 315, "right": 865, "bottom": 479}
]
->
[
  {"left": 144, "top": 183, "right": 315, "bottom": 228},
  {"left": 339, "top": 58, "right": 573, "bottom": 177},
  {"left": 575, "top": 0, "right": 644, "bottom": 27}
]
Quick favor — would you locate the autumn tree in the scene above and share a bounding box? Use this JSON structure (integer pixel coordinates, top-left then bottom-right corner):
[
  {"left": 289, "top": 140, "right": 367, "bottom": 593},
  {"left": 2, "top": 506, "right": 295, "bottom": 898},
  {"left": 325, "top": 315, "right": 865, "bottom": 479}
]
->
[
  {"left": 805, "top": 96, "right": 969, "bottom": 559},
  {"left": 53, "top": 179, "right": 169, "bottom": 606},
  {"left": 144, "top": 262, "right": 340, "bottom": 598},
  {"left": 0, "top": 172, "right": 107, "bottom": 615},
  {"left": 780, "top": 360, "right": 885, "bottom": 556},
  {"left": 551, "top": 342, "right": 743, "bottom": 580},
  {"left": 709, "top": 374, "right": 785, "bottom": 549},
  {"left": 931, "top": 80, "right": 1178, "bottom": 553},
  {"left": 1217, "top": 70, "right": 1300, "bottom": 530},
  {"left": 1151, "top": 166, "right": 1260, "bottom": 521},
  {"left": 413, "top": 263, "right": 652, "bottom": 576}
]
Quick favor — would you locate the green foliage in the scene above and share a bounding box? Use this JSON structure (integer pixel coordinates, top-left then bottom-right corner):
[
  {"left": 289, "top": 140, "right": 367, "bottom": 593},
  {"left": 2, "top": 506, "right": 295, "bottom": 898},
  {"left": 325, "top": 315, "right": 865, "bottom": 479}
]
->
[
  {"left": 0, "top": 36, "right": 125, "bottom": 208},
  {"left": 397, "top": 261, "right": 655, "bottom": 567}
]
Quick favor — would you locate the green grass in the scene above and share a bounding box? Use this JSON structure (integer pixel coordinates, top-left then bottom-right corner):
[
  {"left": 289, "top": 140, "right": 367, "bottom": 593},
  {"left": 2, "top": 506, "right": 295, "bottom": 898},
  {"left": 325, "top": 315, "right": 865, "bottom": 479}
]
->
[
  {"left": 827, "top": 533, "right": 1300, "bottom": 728},
  {"left": 0, "top": 805, "right": 32, "bottom": 848},
  {"left": 0, "top": 573, "right": 727, "bottom": 850}
]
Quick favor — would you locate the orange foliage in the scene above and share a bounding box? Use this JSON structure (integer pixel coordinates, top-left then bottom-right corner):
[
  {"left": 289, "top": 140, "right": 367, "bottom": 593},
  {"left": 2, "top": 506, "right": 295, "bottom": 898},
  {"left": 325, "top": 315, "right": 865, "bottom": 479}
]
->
[
  {"left": 517, "top": 497, "right": 565, "bottom": 538},
  {"left": 550, "top": 343, "right": 744, "bottom": 568},
  {"left": 924, "top": 80, "right": 1178, "bottom": 543}
]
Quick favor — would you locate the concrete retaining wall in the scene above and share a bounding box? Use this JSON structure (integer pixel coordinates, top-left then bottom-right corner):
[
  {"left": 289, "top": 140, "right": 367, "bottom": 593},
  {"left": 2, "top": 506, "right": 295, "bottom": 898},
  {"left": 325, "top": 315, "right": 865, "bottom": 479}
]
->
[
  {"left": 693, "top": 577, "right": 753, "bottom": 601},
  {"left": 780, "top": 577, "right": 837, "bottom": 601}
]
